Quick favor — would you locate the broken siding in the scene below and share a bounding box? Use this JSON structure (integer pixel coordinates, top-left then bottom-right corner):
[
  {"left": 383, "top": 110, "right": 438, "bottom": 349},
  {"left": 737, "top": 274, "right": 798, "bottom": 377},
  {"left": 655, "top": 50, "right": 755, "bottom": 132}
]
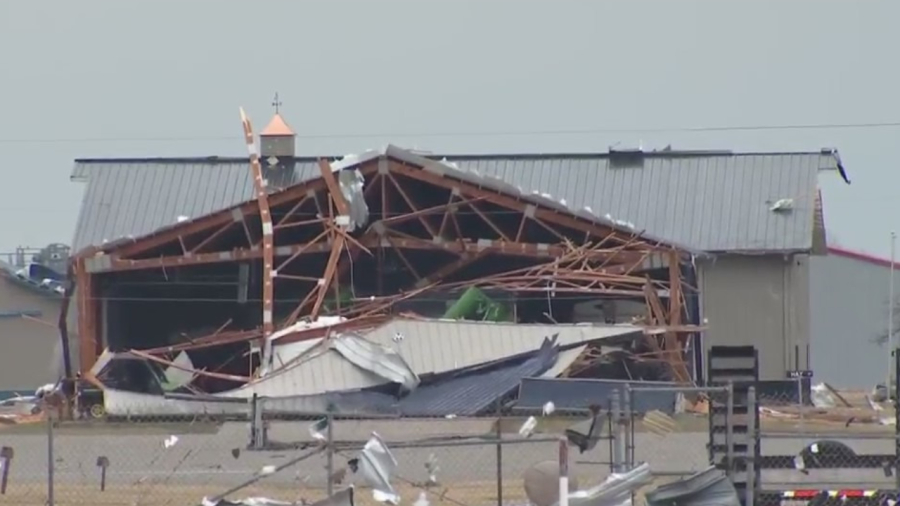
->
[
  {"left": 698, "top": 254, "right": 810, "bottom": 380},
  {"left": 364, "top": 319, "right": 638, "bottom": 375},
  {"left": 71, "top": 152, "right": 837, "bottom": 253},
  {"left": 224, "top": 320, "right": 639, "bottom": 397}
]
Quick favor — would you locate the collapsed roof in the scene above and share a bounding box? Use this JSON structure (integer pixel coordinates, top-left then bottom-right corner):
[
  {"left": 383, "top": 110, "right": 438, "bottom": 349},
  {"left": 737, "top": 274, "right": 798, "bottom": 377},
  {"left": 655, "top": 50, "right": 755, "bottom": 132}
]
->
[{"left": 66, "top": 113, "right": 705, "bottom": 409}]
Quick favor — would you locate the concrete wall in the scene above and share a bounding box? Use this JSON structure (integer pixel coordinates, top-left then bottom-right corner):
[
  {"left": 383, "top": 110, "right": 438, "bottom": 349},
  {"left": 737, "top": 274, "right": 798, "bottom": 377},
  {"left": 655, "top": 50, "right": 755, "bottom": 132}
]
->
[
  {"left": 0, "top": 280, "right": 70, "bottom": 391},
  {"left": 698, "top": 254, "right": 810, "bottom": 380},
  {"left": 810, "top": 253, "right": 890, "bottom": 389}
]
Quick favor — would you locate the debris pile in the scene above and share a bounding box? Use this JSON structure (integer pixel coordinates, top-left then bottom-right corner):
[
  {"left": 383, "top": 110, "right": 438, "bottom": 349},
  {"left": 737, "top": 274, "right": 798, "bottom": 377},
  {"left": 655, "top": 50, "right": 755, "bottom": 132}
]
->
[{"left": 63, "top": 112, "right": 704, "bottom": 419}]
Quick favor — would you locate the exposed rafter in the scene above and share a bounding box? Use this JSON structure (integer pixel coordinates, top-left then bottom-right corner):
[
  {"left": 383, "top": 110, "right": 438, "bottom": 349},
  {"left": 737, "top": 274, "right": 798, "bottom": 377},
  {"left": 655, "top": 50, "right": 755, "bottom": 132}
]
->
[{"left": 73, "top": 148, "right": 702, "bottom": 381}]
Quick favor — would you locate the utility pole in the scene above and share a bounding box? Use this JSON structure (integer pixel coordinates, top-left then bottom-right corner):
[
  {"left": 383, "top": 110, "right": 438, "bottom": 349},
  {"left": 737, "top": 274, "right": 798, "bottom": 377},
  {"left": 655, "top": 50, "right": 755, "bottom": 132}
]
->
[{"left": 888, "top": 232, "right": 896, "bottom": 395}]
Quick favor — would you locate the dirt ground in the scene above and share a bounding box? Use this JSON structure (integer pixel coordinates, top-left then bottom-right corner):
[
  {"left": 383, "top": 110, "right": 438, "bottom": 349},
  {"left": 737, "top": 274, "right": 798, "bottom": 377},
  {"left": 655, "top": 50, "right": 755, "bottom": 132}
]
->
[
  {"left": 4, "top": 477, "right": 690, "bottom": 506},
  {"left": 1, "top": 412, "right": 891, "bottom": 506},
  {"left": 5, "top": 480, "right": 526, "bottom": 506},
  {"left": 1, "top": 411, "right": 891, "bottom": 436}
]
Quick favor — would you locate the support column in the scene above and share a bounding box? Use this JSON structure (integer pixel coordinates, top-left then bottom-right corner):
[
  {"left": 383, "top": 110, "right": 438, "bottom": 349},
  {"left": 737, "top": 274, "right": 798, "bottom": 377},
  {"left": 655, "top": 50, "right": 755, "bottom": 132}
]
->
[{"left": 75, "top": 258, "right": 99, "bottom": 374}]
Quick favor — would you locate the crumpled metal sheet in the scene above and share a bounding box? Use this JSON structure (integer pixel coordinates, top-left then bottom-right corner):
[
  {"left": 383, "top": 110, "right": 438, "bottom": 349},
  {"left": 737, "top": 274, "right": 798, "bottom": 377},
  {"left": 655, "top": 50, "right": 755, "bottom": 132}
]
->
[
  {"left": 555, "top": 462, "right": 654, "bottom": 506},
  {"left": 201, "top": 486, "right": 355, "bottom": 506},
  {"left": 357, "top": 433, "right": 401, "bottom": 504},
  {"left": 331, "top": 334, "right": 420, "bottom": 391},
  {"left": 337, "top": 168, "right": 369, "bottom": 231},
  {"left": 644, "top": 466, "right": 739, "bottom": 506}
]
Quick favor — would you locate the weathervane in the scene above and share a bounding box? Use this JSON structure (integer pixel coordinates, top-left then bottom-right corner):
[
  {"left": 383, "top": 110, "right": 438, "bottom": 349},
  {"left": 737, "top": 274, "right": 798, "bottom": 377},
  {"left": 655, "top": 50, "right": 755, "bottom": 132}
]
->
[{"left": 271, "top": 92, "right": 282, "bottom": 114}]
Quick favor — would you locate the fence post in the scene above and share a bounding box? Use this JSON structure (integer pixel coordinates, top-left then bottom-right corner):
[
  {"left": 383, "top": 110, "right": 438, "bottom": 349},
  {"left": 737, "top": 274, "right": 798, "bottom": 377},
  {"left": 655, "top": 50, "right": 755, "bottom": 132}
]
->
[
  {"left": 250, "top": 394, "right": 259, "bottom": 449},
  {"left": 326, "top": 413, "right": 335, "bottom": 496},
  {"left": 895, "top": 347, "right": 900, "bottom": 491},
  {"left": 725, "top": 382, "right": 734, "bottom": 476},
  {"left": 746, "top": 387, "right": 757, "bottom": 506},
  {"left": 619, "top": 387, "right": 631, "bottom": 471},
  {"left": 558, "top": 437, "right": 569, "bottom": 506},
  {"left": 47, "top": 411, "right": 55, "bottom": 506},
  {"left": 495, "top": 398, "right": 503, "bottom": 506},
  {"left": 610, "top": 389, "right": 623, "bottom": 472}
]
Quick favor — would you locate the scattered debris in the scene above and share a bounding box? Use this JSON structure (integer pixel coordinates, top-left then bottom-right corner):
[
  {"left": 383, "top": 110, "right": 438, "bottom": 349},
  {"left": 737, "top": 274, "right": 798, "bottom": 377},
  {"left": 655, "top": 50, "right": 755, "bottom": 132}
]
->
[
  {"left": 811, "top": 383, "right": 837, "bottom": 408},
  {"left": 356, "top": 433, "right": 400, "bottom": 504},
  {"left": 163, "top": 435, "right": 179, "bottom": 449},
  {"left": 424, "top": 453, "right": 439, "bottom": 486},
  {"left": 644, "top": 466, "right": 740, "bottom": 506},
  {"left": 560, "top": 462, "right": 653, "bottom": 506},
  {"left": 309, "top": 418, "right": 329, "bottom": 442},
  {"left": 768, "top": 198, "right": 794, "bottom": 213},
  {"left": 565, "top": 405, "right": 605, "bottom": 454},
  {"left": 201, "top": 487, "right": 354, "bottom": 506},
  {"left": 519, "top": 416, "right": 538, "bottom": 438}
]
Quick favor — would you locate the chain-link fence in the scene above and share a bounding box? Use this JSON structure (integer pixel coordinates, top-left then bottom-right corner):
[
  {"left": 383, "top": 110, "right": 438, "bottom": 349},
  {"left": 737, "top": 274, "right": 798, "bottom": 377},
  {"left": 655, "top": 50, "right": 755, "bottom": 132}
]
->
[
  {"left": 0, "top": 409, "right": 607, "bottom": 506},
  {"left": 753, "top": 381, "right": 900, "bottom": 505},
  {"left": 624, "top": 385, "right": 723, "bottom": 479},
  {"left": 16, "top": 378, "right": 898, "bottom": 506}
]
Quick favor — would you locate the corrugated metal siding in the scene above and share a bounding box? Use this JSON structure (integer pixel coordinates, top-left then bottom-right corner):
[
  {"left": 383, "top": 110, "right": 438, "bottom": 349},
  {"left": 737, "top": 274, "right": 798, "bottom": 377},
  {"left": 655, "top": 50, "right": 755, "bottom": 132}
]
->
[
  {"left": 222, "top": 348, "right": 387, "bottom": 398},
  {"left": 390, "top": 343, "right": 559, "bottom": 416},
  {"left": 698, "top": 254, "right": 810, "bottom": 380},
  {"left": 452, "top": 154, "right": 828, "bottom": 252},
  {"left": 71, "top": 152, "right": 835, "bottom": 252},
  {"left": 0, "top": 280, "right": 67, "bottom": 390},
  {"left": 225, "top": 320, "right": 639, "bottom": 397},
  {"left": 810, "top": 254, "right": 891, "bottom": 388},
  {"left": 71, "top": 161, "right": 319, "bottom": 251},
  {"left": 366, "top": 319, "right": 637, "bottom": 374}
]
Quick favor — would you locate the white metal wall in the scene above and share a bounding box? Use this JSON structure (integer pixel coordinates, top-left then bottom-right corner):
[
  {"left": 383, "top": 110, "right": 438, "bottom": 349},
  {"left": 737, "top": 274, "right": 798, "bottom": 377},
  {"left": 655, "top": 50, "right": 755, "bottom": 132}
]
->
[
  {"left": 810, "top": 254, "right": 891, "bottom": 389},
  {"left": 698, "top": 254, "right": 810, "bottom": 380}
]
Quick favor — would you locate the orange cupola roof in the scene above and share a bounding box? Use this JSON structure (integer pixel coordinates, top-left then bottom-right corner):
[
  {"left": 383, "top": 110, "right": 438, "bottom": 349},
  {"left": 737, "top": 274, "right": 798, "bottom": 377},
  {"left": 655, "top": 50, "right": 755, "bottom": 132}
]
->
[{"left": 261, "top": 113, "right": 295, "bottom": 137}]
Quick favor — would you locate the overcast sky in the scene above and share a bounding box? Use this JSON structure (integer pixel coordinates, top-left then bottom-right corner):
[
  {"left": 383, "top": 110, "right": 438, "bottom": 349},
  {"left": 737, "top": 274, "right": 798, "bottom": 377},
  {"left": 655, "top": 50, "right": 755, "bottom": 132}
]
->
[{"left": 1, "top": 1, "right": 897, "bottom": 256}]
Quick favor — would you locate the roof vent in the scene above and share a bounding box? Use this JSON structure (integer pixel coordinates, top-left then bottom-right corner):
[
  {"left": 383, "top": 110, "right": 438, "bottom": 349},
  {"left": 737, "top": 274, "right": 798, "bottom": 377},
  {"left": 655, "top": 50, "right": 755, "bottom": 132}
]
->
[{"left": 608, "top": 145, "right": 645, "bottom": 168}]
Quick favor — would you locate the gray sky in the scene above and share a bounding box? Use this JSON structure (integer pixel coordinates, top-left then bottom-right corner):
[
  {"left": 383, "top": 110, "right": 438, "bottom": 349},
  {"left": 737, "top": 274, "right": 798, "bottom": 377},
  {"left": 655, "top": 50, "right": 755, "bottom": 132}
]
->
[{"left": 0, "top": 1, "right": 897, "bottom": 256}]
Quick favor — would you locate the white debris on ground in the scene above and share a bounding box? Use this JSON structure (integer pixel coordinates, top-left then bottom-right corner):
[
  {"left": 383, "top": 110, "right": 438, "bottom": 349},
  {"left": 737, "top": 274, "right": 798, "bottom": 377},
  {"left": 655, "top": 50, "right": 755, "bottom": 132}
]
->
[
  {"left": 542, "top": 401, "right": 556, "bottom": 416},
  {"left": 163, "top": 435, "right": 179, "bottom": 449},
  {"left": 309, "top": 417, "right": 329, "bottom": 441},
  {"left": 424, "top": 452, "right": 439, "bottom": 485},
  {"left": 810, "top": 383, "right": 836, "bottom": 408},
  {"left": 176, "top": 215, "right": 190, "bottom": 223},
  {"left": 519, "top": 415, "right": 538, "bottom": 437}
]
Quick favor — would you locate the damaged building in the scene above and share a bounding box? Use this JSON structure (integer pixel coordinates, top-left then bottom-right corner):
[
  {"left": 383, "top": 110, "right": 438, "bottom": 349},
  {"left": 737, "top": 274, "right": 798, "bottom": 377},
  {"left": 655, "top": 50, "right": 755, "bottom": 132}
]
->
[
  {"left": 61, "top": 111, "right": 709, "bottom": 417},
  {"left": 62, "top": 109, "right": 850, "bottom": 418}
]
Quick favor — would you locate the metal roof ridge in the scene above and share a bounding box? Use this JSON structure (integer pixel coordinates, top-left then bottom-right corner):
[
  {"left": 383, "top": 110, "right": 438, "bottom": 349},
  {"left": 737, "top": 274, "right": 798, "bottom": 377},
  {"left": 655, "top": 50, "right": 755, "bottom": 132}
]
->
[{"left": 72, "top": 148, "right": 838, "bottom": 165}]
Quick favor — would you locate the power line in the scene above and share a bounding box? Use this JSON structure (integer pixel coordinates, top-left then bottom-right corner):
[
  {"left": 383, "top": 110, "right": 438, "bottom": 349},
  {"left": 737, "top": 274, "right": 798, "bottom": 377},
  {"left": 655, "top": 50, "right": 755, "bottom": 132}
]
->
[{"left": 2, "top": 120, "right": 900, "bottom": 144}]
